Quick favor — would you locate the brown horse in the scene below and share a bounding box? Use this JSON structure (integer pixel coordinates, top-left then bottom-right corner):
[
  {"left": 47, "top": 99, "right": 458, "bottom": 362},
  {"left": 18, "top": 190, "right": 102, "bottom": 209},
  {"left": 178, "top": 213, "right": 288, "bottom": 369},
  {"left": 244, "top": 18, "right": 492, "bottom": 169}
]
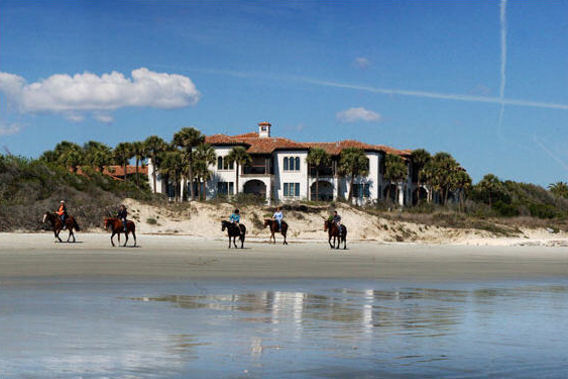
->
[
  {"left": 104, "top": 217, "right": 136, "bottom": 247},
  {"left": 264, "top": 219, "right": 288, "bottom": 245},
  {"left": 221, "top": 220, "right": 246, "bottom": 249},
  {"left": 43, "top": 212, "right": 80, "bottom": 243},
  {"left": 324, "top": 220, "right": 347, "bottom": 249}
]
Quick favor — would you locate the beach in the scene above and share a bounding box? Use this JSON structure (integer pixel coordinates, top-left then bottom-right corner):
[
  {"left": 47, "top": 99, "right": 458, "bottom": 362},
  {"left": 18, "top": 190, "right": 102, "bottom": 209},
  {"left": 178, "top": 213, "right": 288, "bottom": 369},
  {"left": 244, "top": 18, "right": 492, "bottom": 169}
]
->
[{"left": 1, "top": 232, "right": 566, "bottom": 280}]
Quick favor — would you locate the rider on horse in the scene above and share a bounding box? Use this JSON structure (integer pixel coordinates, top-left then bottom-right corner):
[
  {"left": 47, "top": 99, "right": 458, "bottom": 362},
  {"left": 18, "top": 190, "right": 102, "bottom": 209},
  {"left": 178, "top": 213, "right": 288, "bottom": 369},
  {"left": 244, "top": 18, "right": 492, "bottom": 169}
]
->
[
  {"left": 56, "top": 200, "right": 67, "bottom": 229},
  {"left": 273, "top": 207, "right": 283, "bottom": 231},
  {"left": 229, "top": 209, "right": 240, "bottom": 226},
  {"left": 117, "top": 204, "right": 128, "bottom": 232},
  {"left": 332, "top": 210, "right": 343, "bottom": 232}
]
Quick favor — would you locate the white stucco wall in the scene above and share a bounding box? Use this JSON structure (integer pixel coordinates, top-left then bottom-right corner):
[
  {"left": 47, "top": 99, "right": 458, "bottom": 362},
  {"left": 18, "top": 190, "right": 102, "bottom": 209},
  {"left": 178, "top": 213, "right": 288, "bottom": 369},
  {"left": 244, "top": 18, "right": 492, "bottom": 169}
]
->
[{"left": 273, "top": 150, "right": 309, "bottom": 201}]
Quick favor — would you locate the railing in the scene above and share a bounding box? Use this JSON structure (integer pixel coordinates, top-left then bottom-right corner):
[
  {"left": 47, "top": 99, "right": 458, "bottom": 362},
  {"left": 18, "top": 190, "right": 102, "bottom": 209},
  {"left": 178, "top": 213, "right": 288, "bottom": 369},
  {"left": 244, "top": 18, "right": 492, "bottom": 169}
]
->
[{"left": 243, "top": 166, "right": 266, "bottom": 175}]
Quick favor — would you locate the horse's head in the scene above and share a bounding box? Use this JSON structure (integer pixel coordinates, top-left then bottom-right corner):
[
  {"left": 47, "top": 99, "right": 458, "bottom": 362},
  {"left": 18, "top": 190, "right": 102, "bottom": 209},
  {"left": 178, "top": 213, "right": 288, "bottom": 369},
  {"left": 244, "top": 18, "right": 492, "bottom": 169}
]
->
[
  {"left": 324, "top": 219, "right": 329, "bottom": 231},
  {"left": 263, "top": 219, "right": 272, "bottom": 228},
  {"left": 221, "top": 220, "right": 227, "bottom": 231},
  {"left": 104, "top": 218, "right": 111, "bottom": 231},
  {"left": 42, "top": 212, "right": 49, "bottom": 224}
]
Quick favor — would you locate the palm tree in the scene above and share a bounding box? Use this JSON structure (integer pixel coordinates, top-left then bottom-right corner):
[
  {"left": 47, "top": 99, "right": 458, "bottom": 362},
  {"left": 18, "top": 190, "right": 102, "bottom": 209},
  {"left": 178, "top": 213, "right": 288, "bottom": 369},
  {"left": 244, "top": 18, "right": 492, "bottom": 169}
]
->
[
  {"left": 113, "top": 142, "right": 134, "bottom": 181},
  {"left": 172, "top": 127, "right": 205, "bottom": 200},
  {"left": 192, "top": 143, "right": 216, "bottom": 200},
  {"left": 339, "top": 148, "right": 369, "bottom": 202},
  {"left": 383, "top": 154, "right": 407, "bottom": 203},
  {"left": 226, "top": 146, "right": 252, "bottom": 195},
  {"left": 410, "top": 148, "right": 431, "bottom": 204},
  {"left": 549, "top": 181, "right": 568, "bottom": 199},
  {"left": 83, "top": 141, "right": 112, "bottom": 172},
  {"left": 159, "top": 150, "right": 185, "bottom": 202},
  {"left": 307, "top": 147, "right": 331, "bottom": 201},
  {"left": 422, "top": 152, "right": 460, "bottom": 205},
  {"left": 144, "top": 135, "right": 168, "bottom": 194},
  {"left": 60, "top": 150, "right": 83, "bottom": 172},
  {"left": 452, "top": 168, "right": 472, "bottom": 212},
  {"left": 131, "top": 141, "right": 146, "bottom": 187},
  {"left": 476, "top": 173, "right": 504, "bottom": 207}
]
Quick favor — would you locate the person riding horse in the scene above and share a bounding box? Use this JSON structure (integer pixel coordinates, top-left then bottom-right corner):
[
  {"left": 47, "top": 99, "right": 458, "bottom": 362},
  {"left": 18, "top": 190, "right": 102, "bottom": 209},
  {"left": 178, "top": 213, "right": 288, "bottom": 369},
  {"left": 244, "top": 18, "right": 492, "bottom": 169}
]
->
[
  {"left": 332, "top": 210, "right": 343, "bottom": 233},
  {"left": 117, "top": 204, "right": 128, "bottom": 232},
  {"left": 229, "top": 209, "right": 241, "bottom": 226},
  {"left": 56, "top": 200, "right": 68, "bottom": 229},
  {"left": 272, "top": 207, "right": 284, "bottom": 231}
]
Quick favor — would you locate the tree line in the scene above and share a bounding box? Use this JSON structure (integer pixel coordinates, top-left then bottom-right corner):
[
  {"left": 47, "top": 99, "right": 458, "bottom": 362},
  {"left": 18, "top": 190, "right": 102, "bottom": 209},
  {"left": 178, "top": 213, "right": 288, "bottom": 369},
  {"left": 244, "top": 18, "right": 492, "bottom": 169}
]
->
[{"left": 37, "top": 126, "right": 568, "bottom": 217}]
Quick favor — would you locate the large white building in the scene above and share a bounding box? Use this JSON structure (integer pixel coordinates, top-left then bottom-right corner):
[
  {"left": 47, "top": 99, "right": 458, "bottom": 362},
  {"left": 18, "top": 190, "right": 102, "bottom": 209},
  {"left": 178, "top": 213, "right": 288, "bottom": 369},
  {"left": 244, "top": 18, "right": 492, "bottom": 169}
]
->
[{"left": 149, "top": 121, "right": 416, "bottom": 205}]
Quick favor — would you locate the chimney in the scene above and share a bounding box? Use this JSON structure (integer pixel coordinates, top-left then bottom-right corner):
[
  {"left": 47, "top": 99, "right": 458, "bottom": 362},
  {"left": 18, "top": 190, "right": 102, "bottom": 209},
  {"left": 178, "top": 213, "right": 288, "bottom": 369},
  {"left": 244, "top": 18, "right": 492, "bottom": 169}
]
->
[{"left": 258, "top": 121, "right": 271, "bottom": 138}]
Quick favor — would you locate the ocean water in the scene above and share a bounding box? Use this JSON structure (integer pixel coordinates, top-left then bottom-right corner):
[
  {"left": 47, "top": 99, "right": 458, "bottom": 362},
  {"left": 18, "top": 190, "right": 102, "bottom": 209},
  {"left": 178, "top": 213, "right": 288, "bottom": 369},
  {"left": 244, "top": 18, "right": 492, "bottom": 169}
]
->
[{"left": 1, "top": 278, "right": 567, "bottom": 378}]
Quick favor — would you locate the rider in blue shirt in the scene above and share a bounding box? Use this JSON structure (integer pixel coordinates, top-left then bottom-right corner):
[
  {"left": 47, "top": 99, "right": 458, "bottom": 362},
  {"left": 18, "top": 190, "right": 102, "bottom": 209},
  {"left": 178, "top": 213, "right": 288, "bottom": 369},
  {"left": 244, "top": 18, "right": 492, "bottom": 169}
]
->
[{"left": 229, "top": 209, "right": 241, "bottom": 225}]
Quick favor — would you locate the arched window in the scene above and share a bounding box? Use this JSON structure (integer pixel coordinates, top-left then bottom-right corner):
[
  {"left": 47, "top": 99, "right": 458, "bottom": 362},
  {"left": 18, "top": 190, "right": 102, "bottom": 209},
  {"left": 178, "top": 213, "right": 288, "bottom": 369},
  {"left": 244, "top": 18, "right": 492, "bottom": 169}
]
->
[
  {"left": 217, "top": 156, "right": 223, "bottom": 170},
  {"left": 295, "top": 157, "right": 300, "bottom": 171},
  {"left": 284, "top": 157, "right": 289, "bottom": 170}
]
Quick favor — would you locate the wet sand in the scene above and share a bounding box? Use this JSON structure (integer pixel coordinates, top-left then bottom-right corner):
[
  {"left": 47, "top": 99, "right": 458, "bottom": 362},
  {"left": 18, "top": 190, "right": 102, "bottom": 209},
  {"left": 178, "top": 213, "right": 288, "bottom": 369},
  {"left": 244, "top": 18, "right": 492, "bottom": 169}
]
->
[{"left": 0, "top": 232, "right": 566, "bottom": 280}]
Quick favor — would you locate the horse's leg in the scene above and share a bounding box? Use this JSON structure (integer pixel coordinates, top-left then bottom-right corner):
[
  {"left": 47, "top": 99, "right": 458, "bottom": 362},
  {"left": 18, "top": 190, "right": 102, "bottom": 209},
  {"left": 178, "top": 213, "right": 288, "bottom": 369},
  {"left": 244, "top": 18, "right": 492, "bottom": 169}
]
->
[
  {"left": 343, "top": 236, "right": 347, "bottom": 250},
  {"left": 233, "top": 235, "right": 238, "bottom": 249},
  {"left": 111, "top": 231, "right": 115, "bottom": 247},
  {"left": 328, "top": 235, "right": 334, "bottom": 249},
  {"left": 228, "top": 236, "right": 231, "bottom": 249},
  {"left": 240, "top": 233, "right": 245, "bottom": 249},
  {"left": 55, "top": 228, "right": 63, "bottom": 243},
  {"left": 132, "top": 230, "right": 136, "bottom": 247},
  {"left": 282, "top": 232, "right": 287, "bottom": 245},
  {"left": 123, "top": 232, "right": 129, "bottom": 247}
]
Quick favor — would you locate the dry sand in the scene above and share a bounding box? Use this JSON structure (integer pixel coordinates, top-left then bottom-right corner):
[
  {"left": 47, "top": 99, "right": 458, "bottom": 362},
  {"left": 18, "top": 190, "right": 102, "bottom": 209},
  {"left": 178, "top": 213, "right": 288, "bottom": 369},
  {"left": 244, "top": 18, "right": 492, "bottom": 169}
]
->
[{"left": 0, "top": 233, "right": 566, "bottom": 281}]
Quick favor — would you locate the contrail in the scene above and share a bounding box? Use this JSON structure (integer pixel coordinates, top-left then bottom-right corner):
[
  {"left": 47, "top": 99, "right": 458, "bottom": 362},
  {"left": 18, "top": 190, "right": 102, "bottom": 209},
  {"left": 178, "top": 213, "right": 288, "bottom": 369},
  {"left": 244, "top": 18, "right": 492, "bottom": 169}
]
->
[
  {"left": 300, "top": 78, "right": 568, "bottom": 110},
  {"left": 496, "top": 0, "right": 507, "bottom": 137},
  {"left": 533, "top": 136, "right": 568, "bottom": 172}
]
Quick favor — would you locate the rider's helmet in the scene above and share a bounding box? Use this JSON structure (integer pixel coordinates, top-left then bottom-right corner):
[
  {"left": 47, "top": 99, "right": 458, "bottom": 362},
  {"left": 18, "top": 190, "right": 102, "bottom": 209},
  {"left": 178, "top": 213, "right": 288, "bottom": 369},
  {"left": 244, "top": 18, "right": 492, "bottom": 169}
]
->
[{"left": 234, "top": 209, "right": 240, "bottom": 214}]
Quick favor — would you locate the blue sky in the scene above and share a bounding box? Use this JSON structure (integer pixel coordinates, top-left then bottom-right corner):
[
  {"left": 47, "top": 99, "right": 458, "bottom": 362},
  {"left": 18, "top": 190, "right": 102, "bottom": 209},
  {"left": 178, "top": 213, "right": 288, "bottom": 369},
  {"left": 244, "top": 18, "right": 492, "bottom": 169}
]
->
[{"left": 0, "top": 0, "right": 567, "bottom": 185}]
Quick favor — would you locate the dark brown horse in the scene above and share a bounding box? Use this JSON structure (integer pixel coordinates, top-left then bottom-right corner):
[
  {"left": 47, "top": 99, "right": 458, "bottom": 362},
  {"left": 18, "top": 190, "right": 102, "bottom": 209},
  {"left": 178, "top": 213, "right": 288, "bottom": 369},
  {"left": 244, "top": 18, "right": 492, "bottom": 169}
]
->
[
  {"left": 324, "top": 220, "right": 347, "bottom": 249},
  {"left": 264, "top": 219, "right": 288, "bottom": 245},
  {"left": 43, "top": 212, "right": 80, "bottom": 243},
  {"left": 104, "top": 217, "right": 136, "bottom": 247},
  {"left": 221, "top": 220, "right": 246, "bottom": 249}
]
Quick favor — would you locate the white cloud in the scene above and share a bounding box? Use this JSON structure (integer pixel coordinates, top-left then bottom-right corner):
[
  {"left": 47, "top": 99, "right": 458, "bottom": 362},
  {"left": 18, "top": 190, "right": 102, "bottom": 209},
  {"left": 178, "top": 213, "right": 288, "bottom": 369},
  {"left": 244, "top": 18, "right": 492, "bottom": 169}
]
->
[
  {"left": 336, "top": 107, "right": 381, "bottom": 123},
  {"left": 93, "top": 113, "right": 113, "bottom": 123},
  {"left": 0, "top": 121, "right": 21, "bottom": 136},
  {"left": 353, "top": 57, "right": 370, "bottom": 69},
  {"left": 0, "top": 68, "right": 201, "bottom": 122}
]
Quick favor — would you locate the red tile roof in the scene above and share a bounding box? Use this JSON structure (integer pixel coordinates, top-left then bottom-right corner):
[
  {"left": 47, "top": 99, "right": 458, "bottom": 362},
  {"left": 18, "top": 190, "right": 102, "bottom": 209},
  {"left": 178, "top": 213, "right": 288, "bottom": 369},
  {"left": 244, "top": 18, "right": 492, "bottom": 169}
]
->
[{"left": 205, "top": 132, "right": 412, "bottom": 157}]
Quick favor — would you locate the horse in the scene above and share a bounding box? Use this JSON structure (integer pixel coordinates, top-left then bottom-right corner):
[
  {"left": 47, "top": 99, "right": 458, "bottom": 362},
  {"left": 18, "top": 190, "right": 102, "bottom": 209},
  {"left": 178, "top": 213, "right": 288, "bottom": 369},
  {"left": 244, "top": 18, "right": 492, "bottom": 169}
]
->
[
  {"left": 324, "top": 220, "right": 347, "bottom": 250},
  {"left": 104, "top": 217, "right": 136, "bottom": 247},
  {"left": 264, "top": 219, "right": 288, "bottom": 245},
  {"left": 42, "top": 212, "right": 80, "bottom": 243},
  {"left": 221, "top": 220, "right": 246, "bottom": 249}
]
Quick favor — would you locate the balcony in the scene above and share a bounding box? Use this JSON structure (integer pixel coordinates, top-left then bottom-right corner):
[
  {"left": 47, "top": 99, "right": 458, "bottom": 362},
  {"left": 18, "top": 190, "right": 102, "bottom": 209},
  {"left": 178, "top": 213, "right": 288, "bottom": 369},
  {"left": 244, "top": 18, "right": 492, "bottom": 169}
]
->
[
  {"left": 309, "top": 167, "right": 334, "bottom": 177},
  {"left": 242, "top": 166, "right": 267, "bottom": 175}
]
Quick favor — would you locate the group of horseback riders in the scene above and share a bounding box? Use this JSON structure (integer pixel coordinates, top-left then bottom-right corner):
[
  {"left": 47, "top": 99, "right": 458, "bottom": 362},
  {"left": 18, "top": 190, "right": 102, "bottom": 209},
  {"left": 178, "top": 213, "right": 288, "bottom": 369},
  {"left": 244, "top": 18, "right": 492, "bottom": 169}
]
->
[{"left": 46, "top": 201, "right": 347, "bottom": 249}]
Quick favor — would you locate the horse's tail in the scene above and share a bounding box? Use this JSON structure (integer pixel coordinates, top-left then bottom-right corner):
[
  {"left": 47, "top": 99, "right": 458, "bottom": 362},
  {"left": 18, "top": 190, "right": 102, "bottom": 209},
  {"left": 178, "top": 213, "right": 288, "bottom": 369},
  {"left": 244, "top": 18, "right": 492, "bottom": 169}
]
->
[
  {"left": 240, "top": 224, "right": 246, "bottom": 235},
  {"left": 73, "top": 218, "right": 81, "bottom": 231}
]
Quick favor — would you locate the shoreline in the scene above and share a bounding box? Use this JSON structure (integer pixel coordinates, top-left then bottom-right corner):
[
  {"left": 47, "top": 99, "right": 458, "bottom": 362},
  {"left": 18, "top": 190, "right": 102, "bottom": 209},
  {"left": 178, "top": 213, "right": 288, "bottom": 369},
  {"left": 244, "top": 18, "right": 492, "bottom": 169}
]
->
[{"left": 0, "top": 233, "right": 566, "bottom": 281}]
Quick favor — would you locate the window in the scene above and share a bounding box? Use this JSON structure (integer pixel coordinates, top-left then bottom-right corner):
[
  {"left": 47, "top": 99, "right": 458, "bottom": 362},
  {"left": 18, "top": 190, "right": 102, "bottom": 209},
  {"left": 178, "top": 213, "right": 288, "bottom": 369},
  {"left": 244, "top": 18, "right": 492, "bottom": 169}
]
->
[
  {"left": 217, "top": 181, "right": 234, "bottom": 196},
  {"left": 217, "top": 156, "right": 234, "bottom": 170},
  {"left": 283, "top": 156, "right": 300, "bottom": 171},
  {"left": 283, "top": 182, "right": 300, "bottom": 197},
  {"left": 353, "top": 183, "right": 370, "bottom": 198}
]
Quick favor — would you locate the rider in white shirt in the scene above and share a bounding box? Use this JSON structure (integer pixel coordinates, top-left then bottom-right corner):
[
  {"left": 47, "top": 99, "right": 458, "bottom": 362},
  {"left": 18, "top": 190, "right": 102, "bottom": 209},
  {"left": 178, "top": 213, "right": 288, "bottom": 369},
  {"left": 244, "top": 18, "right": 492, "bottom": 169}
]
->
[{"left": 273, "top": 207, "right": 283, "bottom": 231}]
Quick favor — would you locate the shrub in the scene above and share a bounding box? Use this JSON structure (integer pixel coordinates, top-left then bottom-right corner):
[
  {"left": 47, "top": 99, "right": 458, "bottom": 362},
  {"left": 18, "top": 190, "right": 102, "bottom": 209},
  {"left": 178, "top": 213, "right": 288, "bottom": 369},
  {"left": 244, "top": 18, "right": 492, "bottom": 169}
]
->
[{"left": 146, "top": 218, "right": 157, "bottom": 225}]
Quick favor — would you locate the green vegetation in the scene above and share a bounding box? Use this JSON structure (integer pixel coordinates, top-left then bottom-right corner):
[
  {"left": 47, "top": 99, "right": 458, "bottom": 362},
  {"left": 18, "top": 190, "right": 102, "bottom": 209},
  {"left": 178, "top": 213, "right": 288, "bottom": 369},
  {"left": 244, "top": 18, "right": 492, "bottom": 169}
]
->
[
  {"left": 0, "top": 154, "right": 152, "bottom": 231},
  {"left": 225, "top": 146, "right": 252, "bottom": 195}
]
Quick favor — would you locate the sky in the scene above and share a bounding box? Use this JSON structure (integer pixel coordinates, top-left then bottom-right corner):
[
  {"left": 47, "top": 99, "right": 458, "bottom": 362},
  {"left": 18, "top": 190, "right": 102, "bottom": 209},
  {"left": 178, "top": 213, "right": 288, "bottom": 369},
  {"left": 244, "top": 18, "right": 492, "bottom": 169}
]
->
[{"left": 0, "top": 0, "right": 567, "bottom": 185}]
